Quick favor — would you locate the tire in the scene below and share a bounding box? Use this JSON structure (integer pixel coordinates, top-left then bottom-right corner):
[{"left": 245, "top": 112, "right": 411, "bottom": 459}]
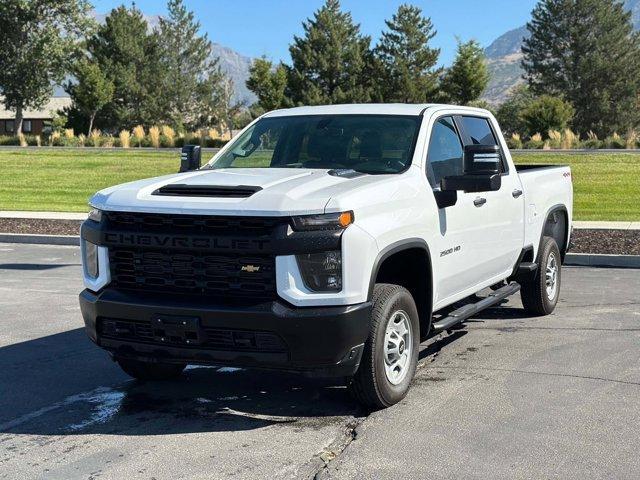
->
[
  {"left": 116, "top": 358, "right": 186, "bottom": 381},
  {"left": 350, "top": 284, "right": 420, "bottom": 409},
  {"left": 521, "top": 236, "right": 561, "bottom": 315}
]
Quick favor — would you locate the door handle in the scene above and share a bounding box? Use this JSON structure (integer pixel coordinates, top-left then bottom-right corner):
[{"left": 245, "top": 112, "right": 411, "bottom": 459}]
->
[
  {"left": 512, "top": 189, "right": 523, "bottom": 198},
  {"left": 473, "top": 197, "right": 487, "bottom": 207}
]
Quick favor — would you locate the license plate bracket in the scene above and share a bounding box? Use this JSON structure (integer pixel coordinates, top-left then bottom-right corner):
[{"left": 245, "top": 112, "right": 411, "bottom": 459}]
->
[{"left": 152, "top": 315, "right": 202, "bottom": 345}]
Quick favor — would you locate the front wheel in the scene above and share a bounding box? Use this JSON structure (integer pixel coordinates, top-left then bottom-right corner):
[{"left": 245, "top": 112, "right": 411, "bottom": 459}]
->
[
  {"left": 116, "top": 358, "right": 186, "bottom": 381},
  {"left": 349, "top": 284, "right": 420, "bottom": 409},
  {"left": 521, "top": 236, "right": 561, "bottom": 315}
]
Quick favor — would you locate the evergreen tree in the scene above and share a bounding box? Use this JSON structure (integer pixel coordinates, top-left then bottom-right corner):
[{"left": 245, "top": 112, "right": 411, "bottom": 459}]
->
[
  {"left": 0, "top": 0, "right": 93, "bottom": 135},
  {"left": 375, "top": 4, "right": 441, "bottom": 103},
  {"left": 85, "top": 6, "right": 162, "bottom": 129},
  {"left": 440, "top": 39, "right": 489, "bottom": 105},
  {"left": 66, "top": 58, "right": 115, "bottom": 134},
  {"left": 246, "top": 57, "right": 288, "bottom": 111},
  {"left": 157, "top": 0, "right": 226, "bottom": 130},
  {"left": 287, "top": 0, "right": 372, "bottom": 105},
  {"left": 522, "top": 0, "right": 640, "bottom": 136}
]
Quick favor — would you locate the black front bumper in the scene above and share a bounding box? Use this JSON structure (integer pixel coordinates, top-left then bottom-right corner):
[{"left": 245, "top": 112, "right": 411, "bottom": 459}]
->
[{"left": 80, "top": 289, "right": 371, "bottom": 377}]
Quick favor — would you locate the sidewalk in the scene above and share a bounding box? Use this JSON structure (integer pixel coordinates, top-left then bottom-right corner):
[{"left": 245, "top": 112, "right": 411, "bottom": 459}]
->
[
  {"left": 1, "top": 211, "right": 87, "bottom": 221},
  {"left": 2, "top": 211, "right": 639, "bottom": 230}
]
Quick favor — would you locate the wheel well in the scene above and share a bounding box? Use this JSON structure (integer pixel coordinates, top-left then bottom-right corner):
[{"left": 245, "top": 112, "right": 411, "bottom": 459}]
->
[
  {"left": 374, "top": 247, "right": 432, "bottom": 335},
  {"left": 543, "top": 208, "right": 568, "bottom": 259}
]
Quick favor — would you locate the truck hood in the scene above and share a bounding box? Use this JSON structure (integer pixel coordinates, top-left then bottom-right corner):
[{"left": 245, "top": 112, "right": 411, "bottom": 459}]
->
[{"left": 90, "top": 168, "right": 382, "bottom": 216}]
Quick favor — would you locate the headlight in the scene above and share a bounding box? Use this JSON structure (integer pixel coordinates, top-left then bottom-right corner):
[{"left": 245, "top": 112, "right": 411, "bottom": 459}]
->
[
  {"left": 88, "top": 208, "right": 102, "bottom": 222},
  {"left": 290, "top": 211, "right": 353, "bottom": 231},
  {"left": 84, "top": 240, "right": 99, "bottom": 278},
  {"left": 296, "top": 251, "right": 342, "bottom": 292}
]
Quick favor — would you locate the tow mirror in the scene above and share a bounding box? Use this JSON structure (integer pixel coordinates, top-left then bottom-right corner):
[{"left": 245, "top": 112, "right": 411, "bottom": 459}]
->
[
  {"left": 464, "top": 144, "right": 501, "bottom": 175},
  {"left": 180, "top": 145, "right": 201, "bottom": 172},
  {"left": 439, "top": 144, "right": 502, "bottom": 195}
]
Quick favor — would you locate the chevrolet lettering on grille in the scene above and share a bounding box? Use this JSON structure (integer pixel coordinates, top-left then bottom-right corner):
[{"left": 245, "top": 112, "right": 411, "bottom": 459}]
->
[{"left": 103, "top": 232, "right": 270, "bottom": 251}]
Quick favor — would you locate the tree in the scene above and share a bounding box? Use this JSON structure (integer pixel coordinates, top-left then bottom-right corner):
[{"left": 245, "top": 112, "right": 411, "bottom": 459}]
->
[
  {"left": 522, "top": 0, "right": 640, "bottom": 136},
  {"left": 246, "top": 57, "right": 288, "bottom": 111},
  {"left": 375, "top": 4, "right": 441, "bottom": 103},
  {"left": 440, "top": 39, "right": 489, "bottom": 105},
  {"left": 157, "top": 0, "right": 227, "bottom": 130},
  {"left": 66, "top": 59, "right": 115, "bottom": 134},
  {"left": 0, "top": 0, "right": 93, "bottom": 135},
  {"left": 496, "top": 84, "right": 535, "bottom": 135},
  {"left": 85, "top": 6, "right": 163, "bottom": 130},
  {"left": 520, "top": 95, "right": 575, "bottom": 136},
  {"left": 287, "top": 0, "right": 372, "bottom": 105}
]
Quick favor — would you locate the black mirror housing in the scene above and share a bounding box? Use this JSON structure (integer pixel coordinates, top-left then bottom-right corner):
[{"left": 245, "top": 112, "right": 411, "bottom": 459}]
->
[
  {"left": 464, "top": 144, "right": 501, "bottom": 175},
  {"left": 180, "top": 145, "right": 202, "bottom": 172},
  {"left": 440, "top": 174, "right": 502, "bottom": 193}
]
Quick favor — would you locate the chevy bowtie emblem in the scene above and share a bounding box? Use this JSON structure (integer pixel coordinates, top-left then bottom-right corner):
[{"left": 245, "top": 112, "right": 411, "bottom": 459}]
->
[{"left": 241, "top": 265, "right": 260, "bottom": 273}]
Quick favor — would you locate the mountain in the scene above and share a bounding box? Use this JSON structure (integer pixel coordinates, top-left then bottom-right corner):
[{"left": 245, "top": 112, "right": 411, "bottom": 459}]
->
[
  {"left": 210, "top": 43, "right": 256, "bottom": 106},
  {"left": 482, "top": 0, "right": 640, "bottom": 104},
  {"left": 57, "top": 12, "right": 257, "bottom": 106}
]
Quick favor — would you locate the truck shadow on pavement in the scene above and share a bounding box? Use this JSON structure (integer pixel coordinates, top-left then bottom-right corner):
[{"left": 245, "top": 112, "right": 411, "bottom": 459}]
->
[
  {"left": 1, "top": 316, "right": 503, "bottom": 437},
  {"left": 0, "top": 328, "right": 365, "bottom": 437}
]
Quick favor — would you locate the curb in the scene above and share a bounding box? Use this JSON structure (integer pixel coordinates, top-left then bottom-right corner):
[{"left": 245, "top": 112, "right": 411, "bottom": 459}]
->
[
  {"left": 565, "top": 253, "right": 640, "bottom": 268},
  {"left": 0, "top": 233, "right": 79, "bottom": 246}
]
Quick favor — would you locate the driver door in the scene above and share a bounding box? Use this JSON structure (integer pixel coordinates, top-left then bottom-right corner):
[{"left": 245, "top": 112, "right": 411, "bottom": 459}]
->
[{"left": 426, "top": 116, "right": 494, "bottom": 305}]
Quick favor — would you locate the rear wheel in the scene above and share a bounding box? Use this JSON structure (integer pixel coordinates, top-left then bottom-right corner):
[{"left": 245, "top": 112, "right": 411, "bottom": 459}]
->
[
  {"left": 521, "top": 236, "right": 561, "bottom": 315},
  {"left": 350, "top": 284, "right": 420, "bottom": 409},
  {"left": 116, "top": 358, "right": 186, "bottom": 381}
]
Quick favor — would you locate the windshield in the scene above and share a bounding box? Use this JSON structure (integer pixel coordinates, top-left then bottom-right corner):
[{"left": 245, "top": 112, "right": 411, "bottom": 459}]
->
[{"left": 207, "top": 114, "right": 422, "bottom": 174}]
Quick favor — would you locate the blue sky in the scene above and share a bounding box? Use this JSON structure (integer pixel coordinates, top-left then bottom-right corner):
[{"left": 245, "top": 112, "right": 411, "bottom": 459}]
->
[{"left": 91, "top": 0, "right": 538, "bottom": 66}]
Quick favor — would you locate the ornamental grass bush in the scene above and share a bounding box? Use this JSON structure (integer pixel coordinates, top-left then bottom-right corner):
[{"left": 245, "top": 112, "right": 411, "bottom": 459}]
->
[
  {"left": 119, "top": 130, "right": 131, "bottom": 149},
  {"left": 148, "top": 126, "right": 160, "bottom": 148}
]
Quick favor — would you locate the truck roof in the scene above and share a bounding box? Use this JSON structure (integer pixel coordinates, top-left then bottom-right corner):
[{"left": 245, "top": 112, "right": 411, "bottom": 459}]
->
[{"left": 263, "top": 103, "right": 490, "bottom": 118}]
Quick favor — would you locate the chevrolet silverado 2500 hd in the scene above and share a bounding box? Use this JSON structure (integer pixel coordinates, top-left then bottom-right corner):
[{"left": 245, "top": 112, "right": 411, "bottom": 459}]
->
[{"left": 79, "top": 104, "right": 573, "bottom": 408}]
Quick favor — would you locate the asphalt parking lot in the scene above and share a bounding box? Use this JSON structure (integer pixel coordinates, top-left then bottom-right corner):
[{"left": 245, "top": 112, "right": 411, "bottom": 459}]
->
[{"left": 1, "top": 243, "right": 639, "bottom": 479}]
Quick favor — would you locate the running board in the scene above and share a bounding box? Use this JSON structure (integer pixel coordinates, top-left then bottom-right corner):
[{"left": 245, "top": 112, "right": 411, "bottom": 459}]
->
[{"left": 431, "top": 282, "right": 521, "bottom": 333}]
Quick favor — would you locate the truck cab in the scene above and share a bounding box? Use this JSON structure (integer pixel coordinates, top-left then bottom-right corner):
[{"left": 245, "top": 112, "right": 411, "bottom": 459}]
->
[{"left": 80, "top": 104, "right": 573, "bottom": 408}]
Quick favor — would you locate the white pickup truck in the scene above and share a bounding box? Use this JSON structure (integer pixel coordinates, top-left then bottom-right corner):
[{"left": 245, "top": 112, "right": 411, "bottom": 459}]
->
[{"left": 79, "top": 104, "right": 573, "bottom": 408}]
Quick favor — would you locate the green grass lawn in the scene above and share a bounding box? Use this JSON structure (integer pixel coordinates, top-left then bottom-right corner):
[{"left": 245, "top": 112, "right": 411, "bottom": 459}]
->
[{"left": 0, "top": 149, "right": 638, "bottom": 220}]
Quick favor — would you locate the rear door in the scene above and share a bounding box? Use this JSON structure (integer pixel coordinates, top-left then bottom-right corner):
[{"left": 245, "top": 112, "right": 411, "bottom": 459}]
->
[{"left": 457, "top": 115, "right": 525, "bottom": 278}]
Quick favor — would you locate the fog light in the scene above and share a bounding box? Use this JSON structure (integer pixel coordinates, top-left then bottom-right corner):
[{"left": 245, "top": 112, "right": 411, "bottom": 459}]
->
[
  {"left": 296, "top": 251, "right": 342, "bottom": 292},
  {"left": 85, "top": 241, "right": 99, "bottom": 278}
]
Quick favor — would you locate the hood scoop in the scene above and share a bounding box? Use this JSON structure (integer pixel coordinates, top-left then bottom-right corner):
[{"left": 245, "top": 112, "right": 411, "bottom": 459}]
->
[{"left": 153, "top": 184, "right": 262, "bottom": 198}]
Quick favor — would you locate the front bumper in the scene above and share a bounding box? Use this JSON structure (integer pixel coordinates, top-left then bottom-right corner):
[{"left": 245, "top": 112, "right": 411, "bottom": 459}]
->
[{"left": 80, "top": 288, "right": 371, "bottom": 378}]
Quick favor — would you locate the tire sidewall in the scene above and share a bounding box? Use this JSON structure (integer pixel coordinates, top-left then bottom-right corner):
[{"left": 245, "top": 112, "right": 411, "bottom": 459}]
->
[
  {"left": 539, "top": 237, "right": 561, "bottom": 313},
  {"left": 372, "top": 287, "right": 420, "bottom": 406}
]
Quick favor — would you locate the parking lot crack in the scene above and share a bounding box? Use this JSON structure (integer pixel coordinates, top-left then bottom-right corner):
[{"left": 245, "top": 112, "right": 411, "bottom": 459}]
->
[{"left": 302, "top": 417, "right": 364, "bottom": 480}]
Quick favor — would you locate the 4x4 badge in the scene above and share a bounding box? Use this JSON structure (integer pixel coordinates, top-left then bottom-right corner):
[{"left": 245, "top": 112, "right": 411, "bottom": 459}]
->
[{"left": 241, "top": 265, "right": 260, "bottom": 273}]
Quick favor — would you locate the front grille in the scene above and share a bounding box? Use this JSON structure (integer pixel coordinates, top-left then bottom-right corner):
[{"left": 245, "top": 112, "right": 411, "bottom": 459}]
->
[
  {"left": 99, "top": 318, "right": 287, "bottom": 352},
  {"left": 105, "top": 212, "right": 283, "bottom": 303},
  {"left": 109, "top": 248, "right": 275, "bottom": 302}
]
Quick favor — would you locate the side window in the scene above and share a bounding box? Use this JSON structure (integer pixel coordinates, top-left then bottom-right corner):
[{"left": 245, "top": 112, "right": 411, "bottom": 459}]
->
[
  {"left": 459, "top": 116, "right": 497, "bottom": 145},
  {"left": 426, "top": 117, "right": 464, "bottom": 188},
  {"left": 459, "top": 116, "right": 506, "bottom": 173}
]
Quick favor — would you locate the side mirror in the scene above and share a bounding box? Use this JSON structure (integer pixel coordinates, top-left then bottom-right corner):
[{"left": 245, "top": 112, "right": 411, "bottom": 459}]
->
[
  {"left": 439, "top": 144, "right": 502, "bottom": 194},
  {"left": 180, "top": 145, "right": 201, "bottom": 172},
  {"left": 464, "top": 144, "right": 501, "bottom": 175}
]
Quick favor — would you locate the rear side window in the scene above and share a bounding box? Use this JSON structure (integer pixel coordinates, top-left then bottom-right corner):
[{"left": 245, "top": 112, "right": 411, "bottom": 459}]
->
[{"left": 426, "top": 117, "right": 464, "bottom": 188}]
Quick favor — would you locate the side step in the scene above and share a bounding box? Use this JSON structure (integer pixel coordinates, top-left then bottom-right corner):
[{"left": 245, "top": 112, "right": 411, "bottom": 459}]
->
[{"left": 431, "top": 282, "right": 521, "bottom": 333}]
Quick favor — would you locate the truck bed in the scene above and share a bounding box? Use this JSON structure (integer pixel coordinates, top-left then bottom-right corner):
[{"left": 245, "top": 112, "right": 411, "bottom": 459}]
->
[
  {"left": 515, "top": 164, "right": 570, "bottom": 172},
  {"left": 517, "top": 164, "right": 573, "bottom": 258}
]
